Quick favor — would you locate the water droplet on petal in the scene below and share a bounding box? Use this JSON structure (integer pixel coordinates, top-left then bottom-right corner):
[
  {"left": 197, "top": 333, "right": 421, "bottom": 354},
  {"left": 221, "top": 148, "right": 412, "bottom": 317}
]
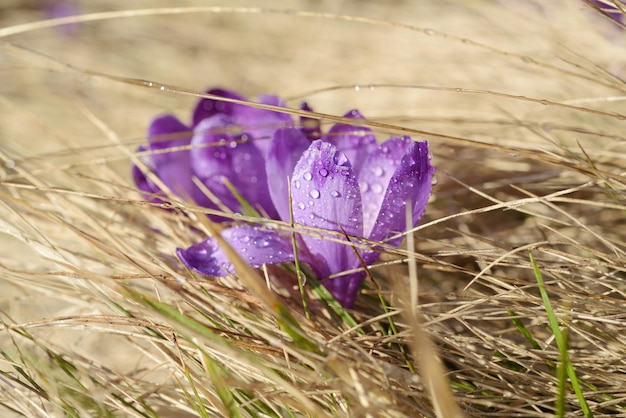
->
[
  {"left": 297, "top": 202, "right": 306, "bottom": 210},
  {"left": 294, "top": 180, "right": 301, "bottom": 189},
  {"left": 250, "top": 176, "right": 258, "bottom": 183},
  {"left": 381, "top": 145, "right": 389, "bottom": 153},
  {"left": 427, "top": 151, "right": 433, "bottom": 160},
  {"left": 331, "top": 190, "right": 341, "bottom": 197},
  {"left": 432, "top": 175, "right": 439, "bottom": 186},
  {"left": 373, "top": 166, "right": 384, "bottom": 177},
  {"left": 360, "top": 182, "right": 370, "bottom": 193},
  {"left": 254, "top": 239, "right": 270, "bottom": 248},
  {"left": 372, "top": 183, "right": 384, "bottom": 194},
  {"left": 309, "top": 189, "right": 321, "bottom": 199},
  {"left": 229, "top": 141, "right": 237, "bottom": 149},
  {"left": 303, "top": 172, "right": 312, "bottom": 181},
  {"left": 239, "top": 236, "right": 251, "bottom": 243},
  {"left": 319, "top": 168, "right": 329, "bottom": 177}
]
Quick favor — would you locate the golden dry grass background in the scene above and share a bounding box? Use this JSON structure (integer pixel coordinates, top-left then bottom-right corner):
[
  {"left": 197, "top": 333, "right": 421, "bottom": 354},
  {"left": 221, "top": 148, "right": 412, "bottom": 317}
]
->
[{"left": 0, "top": 0, "right": 625, "bottom": 417}]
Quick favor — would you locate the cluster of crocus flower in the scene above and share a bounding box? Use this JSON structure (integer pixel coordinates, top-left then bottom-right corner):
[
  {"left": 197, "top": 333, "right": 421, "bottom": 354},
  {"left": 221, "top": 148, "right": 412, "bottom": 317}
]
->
[{"left": 133, "top": 89, "right": 434, "bottom": 308}]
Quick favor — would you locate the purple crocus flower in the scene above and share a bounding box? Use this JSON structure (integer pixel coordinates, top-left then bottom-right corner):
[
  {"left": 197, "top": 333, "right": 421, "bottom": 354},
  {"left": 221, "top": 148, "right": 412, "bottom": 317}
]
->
[
  {"left": 586, "top": 0, "right": 624, "bottom": 25},
  {"left": 44, "top": 0, "right": 80, "bottom": 36},
  {"left": 177, "top": 110, "right": 434, "bottom": 308},
  {"left": 132, "top": 88, "right": 319, "bottom": 220}
]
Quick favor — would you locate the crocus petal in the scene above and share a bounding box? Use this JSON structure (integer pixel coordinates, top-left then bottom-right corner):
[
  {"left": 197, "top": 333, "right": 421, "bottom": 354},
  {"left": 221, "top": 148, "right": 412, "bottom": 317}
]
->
[
  {"left": 132, "top": 115, "right": 204, "bottom": 204},
  {"left": 192, "top": 88, "right": 247, "bottom": 128},
  {"left": 266, "top": 128, "right": 311, "bottom": 221},
  {"left": 323, "top": 109, "right": 378, "bottom": 176},
  {"left": 367, "top": 139, "right": 433, "bottom": 248},
  {"left": 299, "top": 102, "right": 321, "bottom": 141},
  {"left": 234, "top": 95, "right": 294, "bottom": 154},
  {"left": 321, "top": 272, "right": 366, "bottom": 309},
  {"left": 132, "top": 145, "right": 159, "bottom": 196},
  {"left": 358, "top": 136, "right": 415, "bottom": 238},
  {"left": 177, "top": 226, "right": 298, "bottom": 276},
  {"left": 190, "top": 115, "right": 277, "bottom": 217},
  {"left": 291, "top": 140, "right": 364, "bottom": 276},
  {"left": 143, "top": 115, "right": 198, "bottom": 198}
]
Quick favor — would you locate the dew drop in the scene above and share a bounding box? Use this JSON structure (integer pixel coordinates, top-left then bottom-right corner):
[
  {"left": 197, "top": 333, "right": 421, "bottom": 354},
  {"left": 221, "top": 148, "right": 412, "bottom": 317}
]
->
[
  {"left": 294, "top": 180, "right": 301, "bottom": 189},
  {"left": 319, "top": 168, "right": 329, "bottom": 177},
  {"left": 297, "top": 202, "right": 306, "bottom": 210},
  {"left": 303, "top": 172, "right": 313, "bottom": 181},
  {"left": 427, "top": 151, "right": 433, "bottom": 160},
  {"left": 373, "top": 166, "right": 384, "bottom": 177},
  {"left": 254, "top": 239, "right": 270, "bottom": 248},
  {"left": 372, "top": 183, "right": 384, "bottom": 194},
  {"left": 354, "top": 85, "right": 361, "bottom": 91},
  {"left": 431, "top": 175, "right": 439, "bottom": 186},
  {"left": 250, "top": 176, "right": 258, "bottom": 183},
  {"left": 331, "top": 190, "right": 341, "bottom": 197},
  {"left": 309, "top": 189, "right": 321, "bottom": 199},
  {"left": 229, "top": 141, "right": 237, "bottom": 149},
  {"left": 359, "top": 182, "right": 370, "bottom": 193},
  {"left": 239, "top": 236, "right": 251, "bottom": 244},
  {"left": 381, "top": 145, "right": 390, "bottom": 153},
  {"left": 308, "top": 200, "right": 314, "bottom": 206}
]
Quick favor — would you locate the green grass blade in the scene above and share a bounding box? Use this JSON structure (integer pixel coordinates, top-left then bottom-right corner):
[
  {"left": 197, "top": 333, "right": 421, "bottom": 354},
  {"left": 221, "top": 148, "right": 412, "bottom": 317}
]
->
[{"left": 530, "top": 252, "right": 592, "bottom": 418}]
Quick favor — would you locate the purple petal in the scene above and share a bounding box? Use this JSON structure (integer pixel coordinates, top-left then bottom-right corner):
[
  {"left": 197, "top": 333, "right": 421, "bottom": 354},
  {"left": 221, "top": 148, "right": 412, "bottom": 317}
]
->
[
  {"left": 266, "top": 128, "right": 311, "bottom": 221},
  {"left": 143, "top": 115, "right": 198, "bottom": 197},
  {"left": 190, "top": 115, "right": 277, "bottom": 217},
  {"left": 234, "top": 95, "right": 294, "bottom": 154},
  {"left": 291, "top": 140, "right": 364, "bottom": 276},
  {"left": 132, "top": 145, "right": 159, "bottom": 197},
  {"left": 367, "top": 139, "right": 433, "bottom": 248},
  {"left": 192, "top": 88, "right": 247, "bottom": 128},
  {"left": 299, "top": 102, "right": 321, "bottom": 141},
  {"left": 177, "top": 226, "right": 298, "bottom": 276},
  {"left": 148, "top": 114, "right": 190, "bottom": 142},
  {"left": 321, "top": 272, "right": 366, "bottom": 309},
  {"left": 132, "top": 115, "right": 206, "bottom": 204},
  {"left": 46, "top": 1, "right": 80, "bottom": 36},
  {"left": 323, "top": 109, "right": 378, "bottom": 176},
  {"left": 358, "top": 136, "right": 415, "bottom": 238}
]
